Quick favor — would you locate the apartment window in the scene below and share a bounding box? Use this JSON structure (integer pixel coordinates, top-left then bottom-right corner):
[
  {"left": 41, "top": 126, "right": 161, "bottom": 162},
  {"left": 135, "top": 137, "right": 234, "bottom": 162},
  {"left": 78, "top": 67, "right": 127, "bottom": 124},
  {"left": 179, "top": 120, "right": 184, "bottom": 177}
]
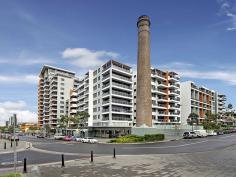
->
[
  {"left": 98, "top": 91, "right": 100, "bottom": 96},
  {"left": 93, "top": 115, "right": 97, "bottom": 119},
  {"left": 93, "top": 93, "right": 97, "bottom": 98},
  {"left": 60, "top": 110, "right": 64, "bottom": 113},
  {"left": 61, "top": 87, "right": 64, "bottom": 90},
  {"left": 93, "top": 100, "right": 97, "bottom": 105},
  {"left": 98, "top": 99, "right": 100, "bottom": 104},
  {"left": 93, "top": 78, "right": 97, "bottom": 83},
  {"left": 98, "top": 115, "right": 100, "bottom": 119},
  {"left": 61, "top": 97, "right": 64, "bottom": 99},
  {"left": 61, "top": 83, "right": 64, "bottom": 86},
  {"left": 60, "top": 101, "right": 64, "bottom": 104},
  {"left": 98, "top": 68, "right": 100, "bottom": 73},
  {"left": 98, "top": 84, "right": 100, "bottom": 88},
  {"left": 93, "top": 108, "right": 97, "bottom": 112},
  {"left": 98, "top": 107, "right": 100, "bottom": 111},
  {"left": 93, "top": 70, "right": 97, "bottom": 76},
  {"left": 60, "top": 92, "right": 64, "bottom": 95},
  {"left": 61, "top": 78, "right": 65, "bottom": 81},
  {"left": 93, "top": 85, "right": 97, "bottom": 90},
  {"left": 98, "top": 76, "right": 100, "bottom": 81},
  {"left": 60, "top": 106, "right": 64, "bottom": 109}
]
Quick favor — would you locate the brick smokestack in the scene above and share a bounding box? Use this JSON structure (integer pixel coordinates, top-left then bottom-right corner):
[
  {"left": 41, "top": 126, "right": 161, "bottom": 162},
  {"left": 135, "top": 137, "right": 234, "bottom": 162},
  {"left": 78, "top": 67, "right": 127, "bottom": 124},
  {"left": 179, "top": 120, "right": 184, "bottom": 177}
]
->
[{"left": 136, "top": 15, "right": 152, "bottom": 127}]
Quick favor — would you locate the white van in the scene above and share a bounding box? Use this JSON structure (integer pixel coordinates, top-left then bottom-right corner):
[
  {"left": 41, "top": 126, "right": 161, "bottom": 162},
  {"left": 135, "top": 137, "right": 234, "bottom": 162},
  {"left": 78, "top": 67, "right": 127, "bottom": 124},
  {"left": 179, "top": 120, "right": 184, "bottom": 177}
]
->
[{"left": 194, "top": 130, "right": 207, "bottom": 138}]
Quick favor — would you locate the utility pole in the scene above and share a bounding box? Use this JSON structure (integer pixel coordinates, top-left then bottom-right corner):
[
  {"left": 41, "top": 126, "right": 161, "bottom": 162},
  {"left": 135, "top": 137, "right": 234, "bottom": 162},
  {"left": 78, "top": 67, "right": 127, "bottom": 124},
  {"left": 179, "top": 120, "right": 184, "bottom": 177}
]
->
[{"left": 13, "top": 114, "right": 17, "bottom": 176}]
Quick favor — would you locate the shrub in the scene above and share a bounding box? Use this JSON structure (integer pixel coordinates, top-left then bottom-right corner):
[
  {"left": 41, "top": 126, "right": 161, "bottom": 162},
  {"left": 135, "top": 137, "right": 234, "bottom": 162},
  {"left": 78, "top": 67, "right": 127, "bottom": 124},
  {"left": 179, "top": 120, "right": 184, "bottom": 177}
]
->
[{"left": 110, "top": 134, "right": 164, "bottom": 143}]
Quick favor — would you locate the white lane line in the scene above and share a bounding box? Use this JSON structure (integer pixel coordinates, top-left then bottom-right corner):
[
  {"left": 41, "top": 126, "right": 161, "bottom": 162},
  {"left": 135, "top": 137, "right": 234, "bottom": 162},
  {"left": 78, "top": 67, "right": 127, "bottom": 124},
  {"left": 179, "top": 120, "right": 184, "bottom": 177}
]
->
[
  {"left": 1, "top": 161, "right": 22, "bottom": 165},
  {"left": 122, "top": 140, "right": 209, "bottom": 149}
]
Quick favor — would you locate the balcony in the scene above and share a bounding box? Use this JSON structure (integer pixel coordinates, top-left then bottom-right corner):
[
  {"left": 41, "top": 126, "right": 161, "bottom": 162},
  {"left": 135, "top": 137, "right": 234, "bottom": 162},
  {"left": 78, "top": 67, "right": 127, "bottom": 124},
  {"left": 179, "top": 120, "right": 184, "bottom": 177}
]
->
[
  {"left": 112, "top": 90, "right": 132, "bottom": 98},
  {"left": 112, "top": 82, "right": 132, "bottom": 90},
  {"left": 102, "top": 75, "right": 110, "bottom": 81},
  {"left": 112, "top": 99, "right": 132, "bottom": 105},
  {"left": 102, "top": 100, "right": 110, "bottom": 105},
  {"left": 112, "top": 65, "right": 131, "bottom": 74},
  {"left": 112, "top": 108, "right": 132, "bottom": 113},
  {"left": 112, "top": 74, "right": 132, "bottom": 82},
  {"left": 102, "top": 83, "right": 110, "bottom": 89}
]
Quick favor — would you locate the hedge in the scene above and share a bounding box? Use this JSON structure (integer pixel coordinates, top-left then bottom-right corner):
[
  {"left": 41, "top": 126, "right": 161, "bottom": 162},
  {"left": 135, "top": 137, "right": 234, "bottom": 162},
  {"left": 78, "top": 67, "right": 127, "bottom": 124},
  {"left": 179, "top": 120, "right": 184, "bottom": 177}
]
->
[{"left": 110, "top": 134, "right": 165, "bottom": 143}]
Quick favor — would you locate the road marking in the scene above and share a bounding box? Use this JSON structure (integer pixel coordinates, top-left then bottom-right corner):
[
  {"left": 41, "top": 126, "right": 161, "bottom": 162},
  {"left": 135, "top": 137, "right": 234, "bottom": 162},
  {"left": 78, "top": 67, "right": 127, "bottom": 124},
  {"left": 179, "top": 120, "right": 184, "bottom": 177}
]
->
[
  {"left": 122, "top": 140, "right": 209, "bottom": 149},
  {"left": 1, "top": 161, "right": 22, "bottom": 165}
]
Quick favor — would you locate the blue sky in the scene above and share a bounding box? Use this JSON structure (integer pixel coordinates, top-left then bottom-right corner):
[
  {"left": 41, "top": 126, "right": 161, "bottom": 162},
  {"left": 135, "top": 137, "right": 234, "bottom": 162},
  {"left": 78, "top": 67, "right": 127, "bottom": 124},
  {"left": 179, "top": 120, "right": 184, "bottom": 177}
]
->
[{"left": 0, "top": 0, "right": 236, "bottom": 124}]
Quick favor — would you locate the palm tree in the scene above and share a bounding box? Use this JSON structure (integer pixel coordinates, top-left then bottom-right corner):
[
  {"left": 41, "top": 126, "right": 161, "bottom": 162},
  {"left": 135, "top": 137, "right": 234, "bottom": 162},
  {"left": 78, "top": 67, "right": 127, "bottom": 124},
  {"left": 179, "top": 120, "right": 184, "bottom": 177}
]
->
[{"left": 187, "top": 113, "right": 199, "bottom": 131}]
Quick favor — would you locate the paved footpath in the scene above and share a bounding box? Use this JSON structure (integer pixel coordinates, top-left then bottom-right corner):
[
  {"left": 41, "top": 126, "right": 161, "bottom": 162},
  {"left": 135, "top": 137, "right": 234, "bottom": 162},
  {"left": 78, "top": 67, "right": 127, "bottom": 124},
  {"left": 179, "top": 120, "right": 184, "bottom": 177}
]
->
[
  {"left": 0, "top": 139, "right": 28, "bottom": 154},
  {"left": 6, "top": 143, "right": 235, "bottom": 177}
]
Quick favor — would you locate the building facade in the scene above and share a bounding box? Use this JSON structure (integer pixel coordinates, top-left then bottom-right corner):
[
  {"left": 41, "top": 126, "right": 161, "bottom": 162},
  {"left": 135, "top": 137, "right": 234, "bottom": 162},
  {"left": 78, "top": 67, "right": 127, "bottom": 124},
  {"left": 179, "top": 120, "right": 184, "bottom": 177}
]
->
[
  {"left": 38, "top": 65, "right": 77, "bottom": 128},
  {"left": 180, "top": 81, "right": 217, "bottom": 125},
  {"left": 133, "top": 68, "right": 181, "bottom": 126},
  {"left": 217, "top": 94, "right": 227, "bottom": 114}
]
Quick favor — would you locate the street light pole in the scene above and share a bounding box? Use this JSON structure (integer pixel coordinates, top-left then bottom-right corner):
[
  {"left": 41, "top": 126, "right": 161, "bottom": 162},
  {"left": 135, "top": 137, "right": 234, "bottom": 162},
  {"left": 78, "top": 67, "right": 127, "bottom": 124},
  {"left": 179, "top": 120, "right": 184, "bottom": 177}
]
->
[{"left": 13, "top": 114, "right": 17, "bottom": 176}]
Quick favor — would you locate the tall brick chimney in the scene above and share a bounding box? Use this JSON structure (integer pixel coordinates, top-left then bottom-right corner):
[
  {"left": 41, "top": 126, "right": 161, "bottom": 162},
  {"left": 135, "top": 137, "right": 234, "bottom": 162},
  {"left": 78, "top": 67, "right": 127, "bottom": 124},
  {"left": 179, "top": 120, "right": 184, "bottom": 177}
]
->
[{"left": 136, "top": 15, "right": 152, "bottom": 127}]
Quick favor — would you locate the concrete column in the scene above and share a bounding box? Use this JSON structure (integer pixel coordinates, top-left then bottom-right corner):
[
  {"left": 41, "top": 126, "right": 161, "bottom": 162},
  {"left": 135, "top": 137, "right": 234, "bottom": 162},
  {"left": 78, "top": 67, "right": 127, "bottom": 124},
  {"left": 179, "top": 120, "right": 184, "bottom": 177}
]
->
[{"left": 136, "top": 15, "right": 152, "bottom": 127}]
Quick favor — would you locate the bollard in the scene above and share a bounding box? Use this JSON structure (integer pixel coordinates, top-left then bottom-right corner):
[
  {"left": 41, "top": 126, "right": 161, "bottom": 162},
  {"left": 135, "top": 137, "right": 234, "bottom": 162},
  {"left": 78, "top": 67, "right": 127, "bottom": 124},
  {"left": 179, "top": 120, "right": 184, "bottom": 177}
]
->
[
  {"left": 61, "top": 154, "right": 65, "bottom": 167},
  {"left": 4, "top": 142, "right": 6, "bottom": 149},
  {"left": 16, "top": 140, "right": 18, "bottom": 146},
  {"left": 91, "top": 151, "right": 93, "bottom": 163},
  {"left": 113, "top": 148, "right": 116, "bottom": 159},
  {"left": 23, "top": 158, "right": 27, "bottom": 173},
  {"left": 11, "top": 140, "right": 12, "bottom": 148}
]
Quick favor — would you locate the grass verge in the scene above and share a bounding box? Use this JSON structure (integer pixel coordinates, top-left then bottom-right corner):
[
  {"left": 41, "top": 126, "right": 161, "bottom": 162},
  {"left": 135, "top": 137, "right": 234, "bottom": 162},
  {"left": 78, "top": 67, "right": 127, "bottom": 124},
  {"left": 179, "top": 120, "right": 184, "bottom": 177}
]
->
[{"left": 0, "top": 173, "right": 21, "bottom": 177}]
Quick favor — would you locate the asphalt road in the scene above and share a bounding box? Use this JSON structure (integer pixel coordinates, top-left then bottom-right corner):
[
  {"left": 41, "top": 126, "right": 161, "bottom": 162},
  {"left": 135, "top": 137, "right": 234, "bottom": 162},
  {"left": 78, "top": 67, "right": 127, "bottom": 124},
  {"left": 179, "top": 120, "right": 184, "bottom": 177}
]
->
[{"left": 1, "top": 134, "right": 236, "bottom": 168}]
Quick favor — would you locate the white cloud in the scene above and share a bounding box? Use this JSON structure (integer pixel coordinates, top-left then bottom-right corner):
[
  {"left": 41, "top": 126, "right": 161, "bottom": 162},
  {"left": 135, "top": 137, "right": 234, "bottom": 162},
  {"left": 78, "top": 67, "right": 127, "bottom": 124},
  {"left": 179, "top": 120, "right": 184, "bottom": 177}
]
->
[
  {"left": 0, "top": 74, "right": 38, "bottom": 85},
  {"left": 62, "top": 48, "right": 119, "bottom": 69},
  {"left": 0, "top": 101, "right": 37, "bottom": 126},
  {"left": 159, "top": 61, "right": 236, "bottom": 85},
  {"left": 218, "top": 0, "right": 236, "bottom": 31}
]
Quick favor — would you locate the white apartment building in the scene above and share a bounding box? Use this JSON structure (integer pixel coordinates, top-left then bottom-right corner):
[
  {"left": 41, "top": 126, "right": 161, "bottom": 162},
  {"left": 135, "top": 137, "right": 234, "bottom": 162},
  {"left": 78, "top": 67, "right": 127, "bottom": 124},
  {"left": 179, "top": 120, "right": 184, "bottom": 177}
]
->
[
  {"left": 38, "top": 65, "right": 77, "bottom": 128},
  {"left": 217, "top": 94, "right": 227, "bottom": 114},
  {"left": 76, "top": 70, "right": 94, "bottom": 127},
  {"left": 133, "top": 68, "right": 181, "bottom": 125},
  {"left": 180, "top": 81, "right": 217, "bottom": 125}
]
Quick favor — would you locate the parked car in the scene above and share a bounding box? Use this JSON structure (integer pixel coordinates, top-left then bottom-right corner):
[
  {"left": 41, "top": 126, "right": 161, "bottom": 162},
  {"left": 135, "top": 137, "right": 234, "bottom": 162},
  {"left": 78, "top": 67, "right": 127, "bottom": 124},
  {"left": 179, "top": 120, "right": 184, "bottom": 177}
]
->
[
  {"left": 63, "top": 136, "right": 73, "bottom": 141},
  {"left": 183, "top": 131, "right": 198, "bottom": 139},
  {"left": 207, "top": 130, "right": 217, "bottom": 136},
  {"left": 54, "top": 134, "right": 65, "bottom": 140},
  {"left": 37, "top": 134, "right": 45, "bottom": 138},
  {"left": 194, "top": 130, "right": 207, "bottom": 138},
  {"left": 81, "top": 137, "right": 98, "bottom": 143},
  {"left": 216, "top": 131, "right": 224, "bottom": 135},
  {"left": 74, "top": 136, "right": 83, "bottom": 142}
]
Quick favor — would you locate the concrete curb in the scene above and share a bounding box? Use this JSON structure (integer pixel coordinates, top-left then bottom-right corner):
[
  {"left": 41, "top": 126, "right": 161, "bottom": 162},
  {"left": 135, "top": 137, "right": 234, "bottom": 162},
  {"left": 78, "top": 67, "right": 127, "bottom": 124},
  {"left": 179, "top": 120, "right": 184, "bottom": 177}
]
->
[{"left": 0, "top": 141, "right": 31, "bottom": 155}]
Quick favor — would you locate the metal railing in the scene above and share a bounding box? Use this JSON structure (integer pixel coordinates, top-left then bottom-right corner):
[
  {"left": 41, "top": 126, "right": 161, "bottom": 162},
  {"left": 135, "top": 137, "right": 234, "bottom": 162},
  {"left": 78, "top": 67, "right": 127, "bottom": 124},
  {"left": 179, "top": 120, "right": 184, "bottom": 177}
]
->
[
  {"left": 112, "top": 74, "right": 132, "bottom": 82},
  {"left": 112, "top": 90, "right": 132, "bottom": 97}
]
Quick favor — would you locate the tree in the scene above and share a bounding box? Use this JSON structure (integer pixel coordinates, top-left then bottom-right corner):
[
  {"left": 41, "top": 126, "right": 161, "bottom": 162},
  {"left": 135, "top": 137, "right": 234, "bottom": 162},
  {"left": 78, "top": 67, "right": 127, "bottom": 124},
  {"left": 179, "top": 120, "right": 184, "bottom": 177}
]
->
[
  {"left": 74, "top": 111, "right": 90, "bottom": 128},
  {"left": 44, "top": 124, "right": 51, "bottom": 134},
  {"left": 228, "top": 103, "right": 233, "bottom": 110},
  {"left": 58, "top": 115, "right": 73, "bottom": 128},
  {"left": 188, "top": 113, "right": 199, "bottom": 125}
]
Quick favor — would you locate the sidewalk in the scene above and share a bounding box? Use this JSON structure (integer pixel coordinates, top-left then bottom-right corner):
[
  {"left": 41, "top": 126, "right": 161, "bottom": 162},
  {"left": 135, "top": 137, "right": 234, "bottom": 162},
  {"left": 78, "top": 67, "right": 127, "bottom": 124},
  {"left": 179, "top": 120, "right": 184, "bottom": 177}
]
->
[
  {"left": 18, "top": 149, "right": 236, "bottom": 177},
  {"left": 0, "top": 139, "right": 28, "bottom": 154}
]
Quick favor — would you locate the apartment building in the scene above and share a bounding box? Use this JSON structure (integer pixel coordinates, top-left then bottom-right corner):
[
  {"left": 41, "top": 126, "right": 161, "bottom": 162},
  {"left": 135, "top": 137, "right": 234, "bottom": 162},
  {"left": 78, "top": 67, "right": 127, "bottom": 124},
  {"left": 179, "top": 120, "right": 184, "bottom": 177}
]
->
[
  {"left": 73, "top": 60, "right": 133, "bottom": 137},
  {"left": 38, "top": 65, "right": 77, "bottom": 128},
  {"left": 217, "top": 94, "right": 227, "bottom": 114},
  {"left": 180, "top": 81, "right": 217, "bottom": 125},
  {"left": 133, "top": 68, "right": 181, "bottom": 125},
  {"left": 76, "top": 70, "right": 94, "bottom": 127}
]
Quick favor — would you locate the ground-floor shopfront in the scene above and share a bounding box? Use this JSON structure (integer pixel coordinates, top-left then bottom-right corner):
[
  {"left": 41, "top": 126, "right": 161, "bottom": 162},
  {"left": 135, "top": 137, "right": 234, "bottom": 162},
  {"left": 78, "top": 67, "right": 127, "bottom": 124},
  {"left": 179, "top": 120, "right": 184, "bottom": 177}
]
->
[{"left": 88, "top": 127, "right": 131, "bottom": 138}]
